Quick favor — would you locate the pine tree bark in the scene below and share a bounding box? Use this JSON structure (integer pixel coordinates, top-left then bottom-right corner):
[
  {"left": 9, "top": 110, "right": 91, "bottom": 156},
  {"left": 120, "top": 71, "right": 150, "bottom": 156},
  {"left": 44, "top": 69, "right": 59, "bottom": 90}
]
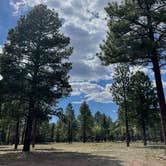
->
[
  {"left": 14, "top": 119, "right": 20, "bottom": 150},
  {"left": 68, "top": 121, "right": 72, "bottom": 144},
  {"left": 70, "top": 123, "right": 73, "bottom": 143},
  {"left": 31, "top": 116, "right": 37, "bottom": 148},
  {"left": 146, "top": 10, "right": 166, "bottom": 154},
  {"left": 6, "top": 125, "right": 11, "bottom": 145},
  {"left": 83, "top": 117, "right": 86, "bottom": 143},
  {"left": 21, "top": 122, "right": 26, "bottom": 144},
  {"left": 22, "top": 101, "right": 34, "bottom": 152},
  {"left": 124, "top": 102, "right": 130, "bottom": 147},
  {"left": 123, "top": 86, "right": 130, "bottom": 147},
  {"left": 152, "top": 58, "right": 166, "bottom": 154},
  {"left": 142, "top": 119, "right": 147, "bottom": 146}
]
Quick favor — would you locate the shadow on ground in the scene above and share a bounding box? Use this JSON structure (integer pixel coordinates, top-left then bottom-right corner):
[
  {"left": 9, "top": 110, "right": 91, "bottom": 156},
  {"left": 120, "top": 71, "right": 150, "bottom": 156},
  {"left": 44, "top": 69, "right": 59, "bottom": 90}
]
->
[
  {"left": 0, "top": 149, "right": 123, "bottom": 166},
  {"left": 135, "top": 145, "right": 165, "bottom": 150}
]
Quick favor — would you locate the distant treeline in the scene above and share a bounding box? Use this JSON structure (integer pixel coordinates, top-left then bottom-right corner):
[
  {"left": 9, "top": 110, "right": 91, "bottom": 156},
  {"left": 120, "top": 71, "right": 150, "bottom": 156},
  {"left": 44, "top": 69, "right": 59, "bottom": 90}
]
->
[{"left": 0, "top": 101, "right": 162, "bottom": 147}]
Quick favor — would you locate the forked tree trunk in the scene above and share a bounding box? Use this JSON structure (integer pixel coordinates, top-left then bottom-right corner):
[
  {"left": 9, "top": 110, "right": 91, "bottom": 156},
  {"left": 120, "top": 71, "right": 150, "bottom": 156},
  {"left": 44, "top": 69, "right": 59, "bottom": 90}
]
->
[{"left": 152, "top": 58, "right": 166, "bottom": 154}]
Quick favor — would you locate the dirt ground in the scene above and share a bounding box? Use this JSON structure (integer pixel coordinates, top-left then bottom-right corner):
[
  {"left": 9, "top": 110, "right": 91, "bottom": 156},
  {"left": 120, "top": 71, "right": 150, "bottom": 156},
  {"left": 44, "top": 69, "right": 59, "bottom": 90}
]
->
[{"left": 0, "top": 142, "right": 166, "bottom": 166}]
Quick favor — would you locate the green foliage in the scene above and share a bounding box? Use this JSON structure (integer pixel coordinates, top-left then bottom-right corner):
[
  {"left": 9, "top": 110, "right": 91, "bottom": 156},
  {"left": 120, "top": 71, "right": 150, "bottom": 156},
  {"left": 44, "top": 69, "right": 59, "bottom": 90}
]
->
[
  {"left": 1, "top": 4, "right": 72, "bottom": 106},
  {"left": 0, "top": 4, "right": 73, "bottom": 151},
  {"left": 66, "top": 103, "right": 77, "bottom": 143},
  {"left": 111, "top": 64, "right": 131, "bottom": 146},
  {"left": 98, "top": 0, "right": 166, "bottom": 148},
  {"left": 129, "top": 71, "right": 159, "bottom": 127},
  {"left": 79, "top": 101, "right": 94, "bottom": 142},
  {"left": 99, "top": 0, "right": 166, "bottom": 65},
  {"left": 111, "top": 64, "right": 131, "bottom": 105}
]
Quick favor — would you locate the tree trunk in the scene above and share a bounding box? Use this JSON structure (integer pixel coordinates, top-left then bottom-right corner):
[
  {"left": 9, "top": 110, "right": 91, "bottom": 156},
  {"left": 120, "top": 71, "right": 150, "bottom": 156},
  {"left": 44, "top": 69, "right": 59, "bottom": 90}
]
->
[
  {"left": 14, "top": 119, "right": 20, "bottom": 150},
  {"left": 31, "top": 117, "right": 37, "bottom": 148},
  {"left": 70, "top": 121, "right": 73, "bottom": 143},
  {"left": 22, "top": 101, "right": 34, "bottom": 152},
  {"left": 6, "top": 125, "right": 11, "bottom": 145},
  {"left": 51, "top": 123, "right": 55, "bottom": 142},
  {"left": 152, "top": 58, "right": 166, "bottom": 154},
  {"left": 124, "top": 96, "right": 130, "bottom": 147},
  {"left": 83, "top": 117, "right": 86, "bottom": 143},
  {"left": 21, "top": 122, "right": 26, "bottom": 144},
  {"left": 68, "top": 121, "right": 72, "bottom": 144},
  {"left": 56, "top": 128, "right": 60, "bottom": 143},
  {"left": 142, "top": 120, "right": 147, "bottom": 146}
]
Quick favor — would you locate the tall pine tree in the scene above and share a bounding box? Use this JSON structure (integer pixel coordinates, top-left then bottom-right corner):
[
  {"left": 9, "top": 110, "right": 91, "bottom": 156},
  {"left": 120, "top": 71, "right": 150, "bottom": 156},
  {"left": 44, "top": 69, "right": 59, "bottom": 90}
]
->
[
  {"left": 99, "top": 0, "right": 166, "bottom": 152},
  {"left": 79, "top": 101, "right": 94, "bottom": 143},
  {"left": 1, "top": 4, "right": 72, "bottom": 151},
  {"left": 129, "top": 71, "right": 160, "bottom": 145},
  {"left": 66, "top": 103, "right": 75, "bottom": 144},
  {"left": 111, "top": 64, "right": 131, "bottom": 146}
]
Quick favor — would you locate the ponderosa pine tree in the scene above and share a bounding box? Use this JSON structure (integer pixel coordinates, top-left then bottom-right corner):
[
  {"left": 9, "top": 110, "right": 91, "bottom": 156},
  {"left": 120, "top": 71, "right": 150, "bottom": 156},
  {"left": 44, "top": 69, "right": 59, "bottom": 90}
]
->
[
  {"left": 129, "top": 71, "right": 160, "bottom": 146},
  {"left": 111, "top": 64, "right": 131, "bottom": 146},
  {"left": 101, "top": 113, "right": 110, "bottom": 142},
  {"left": 99, "top": 0, "right": 166, "bottom": 152},
  {"left": 66, "top": 103, "right": 76, "bottom": 144},
  {"left": 1, "top": 4, "right": 72, "bottom": 151},
  {"left": 79, "top": 101, "right": 94, "bottom": 143}
]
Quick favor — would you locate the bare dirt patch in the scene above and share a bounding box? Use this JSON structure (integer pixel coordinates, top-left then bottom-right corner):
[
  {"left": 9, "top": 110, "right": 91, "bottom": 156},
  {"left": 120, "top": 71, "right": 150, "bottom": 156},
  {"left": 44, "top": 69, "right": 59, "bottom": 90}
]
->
[{"left": 0, "top": 143, "right": 165, "bottom": 166}]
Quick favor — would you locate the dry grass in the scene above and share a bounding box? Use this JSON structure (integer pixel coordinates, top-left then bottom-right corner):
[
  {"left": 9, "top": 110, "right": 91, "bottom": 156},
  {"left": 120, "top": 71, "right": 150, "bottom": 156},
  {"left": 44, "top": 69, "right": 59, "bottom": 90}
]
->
[{"left": 0, "top": 142, "right": 166, "bottom": 166}]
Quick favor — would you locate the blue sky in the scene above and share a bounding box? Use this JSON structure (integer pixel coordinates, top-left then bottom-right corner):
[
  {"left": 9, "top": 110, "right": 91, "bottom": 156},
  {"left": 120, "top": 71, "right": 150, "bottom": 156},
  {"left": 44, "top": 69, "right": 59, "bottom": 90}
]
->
[{"left": 0, "top": 0, "right": 166, "bottom": 122}]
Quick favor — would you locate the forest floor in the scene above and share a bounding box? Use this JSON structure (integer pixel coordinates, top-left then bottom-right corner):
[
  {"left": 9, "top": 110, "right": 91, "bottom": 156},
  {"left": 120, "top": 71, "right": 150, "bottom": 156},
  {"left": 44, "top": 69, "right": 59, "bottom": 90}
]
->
[{"left": 0, "top": 142, "right": 166, "bottom": 166}]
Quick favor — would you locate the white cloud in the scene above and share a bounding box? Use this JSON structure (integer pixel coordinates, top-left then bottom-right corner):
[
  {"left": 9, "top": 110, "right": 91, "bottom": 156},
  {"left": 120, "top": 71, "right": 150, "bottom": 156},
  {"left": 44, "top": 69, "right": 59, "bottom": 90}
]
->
[
  {"left": 70, "top": 81, "right": 113, "bottom": 103},
  {"left": 9, "top": 0, "right": 165, "bottom": 105},
  {"left": 162, "top": 81, "right": 166, "bottom": 88},
  {"left": 8, "top": 0, "right": 116, "bottom": 104},
  {"left": 85, "top": 91, "right": 112, "bottom": 103},
  {"left": 0, "top": 45, "right": 2, "bottom": 54},
  {"left": 9, "top": 0, "right": 113, "bottom": 83},
  {"left": 161, "top": 69, "right": 166, "bottom": 75},
  {"left": 72, "top": 101, "right": 84, "bottom": 105}
]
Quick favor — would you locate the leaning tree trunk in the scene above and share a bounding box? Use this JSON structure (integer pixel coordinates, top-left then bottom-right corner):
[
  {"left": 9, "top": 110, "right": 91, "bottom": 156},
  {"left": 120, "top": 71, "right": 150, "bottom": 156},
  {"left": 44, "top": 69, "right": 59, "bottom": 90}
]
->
[
  {"left": 22, "top": 100, "right": 34, "bottom": 152},
  {"left": 14, "top": 118, "right": 20, "bottom": 150},
  {"left": 152, "top": 57, "right": 166, "bottom": 154}
]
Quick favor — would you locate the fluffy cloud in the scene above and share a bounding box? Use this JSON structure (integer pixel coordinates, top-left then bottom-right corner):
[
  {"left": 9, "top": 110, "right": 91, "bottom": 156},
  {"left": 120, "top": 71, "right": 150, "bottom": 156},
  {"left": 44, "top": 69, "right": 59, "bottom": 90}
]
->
[
  {"left": 9, "top": 0, "right": 115, "bottom": 103},
  {"left": 10, "top": 0, "right": 113, "bottom": 83},
  {"left": 70, "top": 82, "right": 113, "bottom": 103},
  {"left": 9, "top": 0, "right": 165, "bottom": 105}
]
